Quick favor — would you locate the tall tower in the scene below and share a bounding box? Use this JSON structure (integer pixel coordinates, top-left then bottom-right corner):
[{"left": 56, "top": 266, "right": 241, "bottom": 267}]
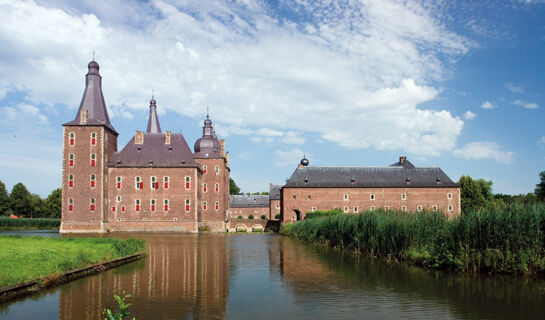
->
[
  {"left": 61, "top": 60, "right": 118, "bottom": 233},
  {"left": 193, "top": 114, "right": 230, "bottom": 232}
]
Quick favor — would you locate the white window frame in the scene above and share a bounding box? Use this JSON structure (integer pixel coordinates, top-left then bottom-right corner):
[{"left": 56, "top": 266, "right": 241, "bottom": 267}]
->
[
  {"left": 343, "top": 194, "right": 349, "bottom": 201},
  {"left": 417, "top": 205, "right": 422, "bottom": 212},
  {"left": 447, "top": 193, "right": 453, "bottom": 199},
  {"left": 353, "top": 207, "right": 358, "bottom": 212},
  {"left": 370, "top": 206, "right": 376, "bottom": 211},
  {"left": 401, "top": 193, "right": 407, "bottom": 200},
  {"left": 448, "top": 205, "right": 454, "bottom": 212},
  {"left": 401, "top": 206, "right": 407, "bottom": 212},
  {"left": 370, "top": 194, "right": 375, "bottom": 201},
  {"left": 343, "top": 206, "right": 349, "bottom": 213}
]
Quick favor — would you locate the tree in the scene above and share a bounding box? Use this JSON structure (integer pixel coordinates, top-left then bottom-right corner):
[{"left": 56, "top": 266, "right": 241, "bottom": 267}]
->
[
  {"left": 458, "top": 175, "right": 493, "bottom": 213},
  {"left": 29, "top": 194, "right": 44, "bottom": 218},
  {"left": 43, "top": 188, "right": 62, "bottom": 218},
  {"left": 229, "top": 178, "right": 241, "bottom": 195},
  {"left": 10, "top": 182, "right": 32, "bottom": 217},
  {"left": 535, "top": 171, "right": 545, "bottom": 202},
  {"left": 0, "top": 180, "right": 9, "bottom": 216}
]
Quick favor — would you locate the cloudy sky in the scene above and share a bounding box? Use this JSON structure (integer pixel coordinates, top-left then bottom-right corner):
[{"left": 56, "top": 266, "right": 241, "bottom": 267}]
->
[{"left": 0, "top": 0, "right": 544, "bottom": 197}]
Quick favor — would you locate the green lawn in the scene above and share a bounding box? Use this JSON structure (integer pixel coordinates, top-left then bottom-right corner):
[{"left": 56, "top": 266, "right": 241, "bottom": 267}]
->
[{"left": 0, "top": 236, "right": 145, "bottom": 288}]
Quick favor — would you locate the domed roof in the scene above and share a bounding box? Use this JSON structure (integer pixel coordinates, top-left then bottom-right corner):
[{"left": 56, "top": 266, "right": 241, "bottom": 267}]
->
[
  {"left": 194, "top": 115, "right": 222, "bottom": 157},
  {"left": 300, "top": 157, "right": 309, "bottom": 166},
  {"left": 88, "top": 61, "right": 100, "bottom": 75}
]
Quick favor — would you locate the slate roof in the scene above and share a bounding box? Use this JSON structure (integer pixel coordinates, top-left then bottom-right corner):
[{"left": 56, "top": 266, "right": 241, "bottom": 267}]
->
[
  {"left": 284, "top": 162, "right": 457, "bottom": 188},
  {"left": 63, "top": 61, "right": 118, "bottom": 135},
  {"left": 229, "top": 195, "right": 270, "bottom": 208},
  {"left": 269, "top": 184, "right": 281, "bottom": 200},
  {"left": 194, "top": 115, "right": 222, "bottom": 158},
  {"left": 110, "top": 133, "right": 199, "bottom": 168},
  {"left": 146, "top": 99, "right": 162, "bottom": 133}
]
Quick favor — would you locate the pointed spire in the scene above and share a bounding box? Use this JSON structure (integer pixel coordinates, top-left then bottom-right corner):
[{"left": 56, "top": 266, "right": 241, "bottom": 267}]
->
[
  {"left": 64, "top": 60, "right": 117, "bottom": 134},
  {"left": 146, "top": 98, "right": 162, "bottom": 133}
]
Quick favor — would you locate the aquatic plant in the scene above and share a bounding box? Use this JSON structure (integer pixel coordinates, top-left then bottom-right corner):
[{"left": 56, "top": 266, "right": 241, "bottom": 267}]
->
[
  {"left": 0, "top": 217, "right": 60, "bottom": 230},
  {"left": 104, "top": 292, "right": 135, "bottom": 320}
]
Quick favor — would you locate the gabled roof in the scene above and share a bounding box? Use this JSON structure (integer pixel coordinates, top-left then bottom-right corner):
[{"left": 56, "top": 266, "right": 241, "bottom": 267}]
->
[
  {"left": 229, "top": 195, "right": 270, "bottom": 208},
  {"left": 269, "top": 184, "right": 281, "bottom": 200},
  {"left": 63, "top": 61, "right": 118, "bottom": 135},
  {"left": 110, "top": 133, "right": 199, "bottom": 168},
  {"left": 284, "top": 162, "right": 457, "bottom": 188}
]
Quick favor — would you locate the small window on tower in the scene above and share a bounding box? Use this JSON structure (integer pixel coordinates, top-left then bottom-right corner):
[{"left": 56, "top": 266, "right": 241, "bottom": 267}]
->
[
  {"left": 401, "top": 206, "right": 407, "bottom": 212},
  {"left": 448, "top": 205, "right": 454, "bottom": 212},
  {"left": 215, "top": 201, "right": 219, "bottom": 210},
  {"left": 163, "top": 176, "right": 169, "bottom": 189},
  {"left": 203, "top": 165, "right": 207, "bottom": 174},
  {"left": 91, "top": 132, "right": 96, "bottom": 146},
  {"left": 69, "top": 132, "right": 75, "bottom": 146},
  {"left": 292, "top": 195, "right": 296, "bottom": 200},
  {"left": 68, "top": 174, "right": 74, "bottom": 188},
  {"left": 215, "top": 165, "right": 219, "bottom": 174},
  {"left": 68, "top": 198, "right": 73, "bottom": 212},
  {"left": 370, "top": 206, "right": 376, "bottom": 211},
  {"left": 432, "top": 205, "right": 437, "bottom": 211},
  {"left": 116, "top": 196, "right": 121, "bottom": 203},
  {"left": 311, "top": 207, "right": 317, "bottom": 212},
  {"left": 307, "top": 195, "right": 311, "bottom": 200},
  {"left": 185, "top": 199, "right": 190, "bottom": 212},
  {"left": 401, "top": 194, "right": 407, "bottom": 200},
  {"left": 135, "top": 199, "right": 141, "bottom": 212},
  {"left": 90, "top": 198, "right": 95, "bottom": 212},
  {"left": 164, "top": 199, "right": 169, "bottom": 212},
  {"left": 90, "top": 153, "right": 96, "bottom": 167},
  {"left": 185, "top": 176, "right": 190, "bottom": 189},
  {"left": 447, "top": 193, "right": 453, "bottom": 199},
  {"left": 90, "top": 174, "right": 96, "bottom": 188},
  {"left": 203, "top": 201, "right": 207, "bottom": 210},
  {"left": 354, "top": 206, "right": 358, "bottom": 212},
  {"left": 116, "top": 176, "right": 122, "bottom": 189},
  {"left": 69, "top": 154, "right": 74, "bottom": 167},
  {"left": 215, "top": 183, "right": 219, "bottom": 192},
  {"left": 384, "top": 206, "right": 390, "bottom": 210},
  {"left": 417, "top": 205, "right": 423, "bottom": 212}
]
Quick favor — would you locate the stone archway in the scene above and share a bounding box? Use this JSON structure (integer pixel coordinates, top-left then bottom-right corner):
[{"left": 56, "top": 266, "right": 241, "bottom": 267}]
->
[
  {"left": 251, "top": 225, "right": 264, "bottom": 232},
  {"left": 235, "top": 224, "right": 247, "bottom": 232}
]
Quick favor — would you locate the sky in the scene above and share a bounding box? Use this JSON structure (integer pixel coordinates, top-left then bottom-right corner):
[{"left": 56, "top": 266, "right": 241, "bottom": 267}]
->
[{"left": 0, "top": 0, "right": 544, "bottom": 197}]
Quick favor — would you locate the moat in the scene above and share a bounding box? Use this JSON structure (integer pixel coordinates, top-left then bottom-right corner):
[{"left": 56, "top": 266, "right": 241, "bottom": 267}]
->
[{"left": 1, "top": 232, "right": 544, "bottom": 319}]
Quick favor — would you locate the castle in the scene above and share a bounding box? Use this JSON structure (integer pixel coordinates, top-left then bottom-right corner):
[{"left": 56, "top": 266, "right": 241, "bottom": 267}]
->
[{"left": 61, "top": 60, "right": 229, "bottom": 233}]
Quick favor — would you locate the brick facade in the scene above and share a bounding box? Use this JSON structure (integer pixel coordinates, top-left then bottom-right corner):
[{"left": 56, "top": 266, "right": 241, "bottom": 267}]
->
[
  {"left": 270, "top": 199, "right": 280, "bottom": 220},
  {"left": 227, "top": 207, "right": 269, "bottom": 220},
  {"left": 194, "top": 157, "right": 230, "bottom": 232}
]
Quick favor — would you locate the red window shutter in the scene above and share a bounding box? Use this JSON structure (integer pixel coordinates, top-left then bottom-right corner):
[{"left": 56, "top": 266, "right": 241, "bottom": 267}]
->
[
  {"left": 215, "top": 186, "right": 219, "bottom": 192},
  {"left": 122, "top": 206, "right": 126, "bottom": 212},
  {"left": 155, "top": 182, "right": 159, "bottom": 189},
  {"left": 164, "top": 182, "right": 168, "bottom": 189},
  {"left": 92, "top": 138, "right": 96, "bottom": 145},
  {"left": 185, "top": 204, "right": 190, "bottom": 212},
  {"left": 164, "top": 205, "right": 168, "bottom": 211},
  {"left": 91, "top": 160, "right": 95, "bottom": 167},
  {"left": 151, "top": 205, "right": 155, "bottom": 212},
  {"left": 186, "top": 182, "right": 190, "bottom": 189},
  {"left": 69, "top": 160, "right": 74, "bottom": 167},
  {"left": 136, "top": 205, "right": 140, "bottom": 212},
  {"left": 203, "top": 168, "right": 207, "bottom": 173},
  {"left": 90, "top": 204, "right": 95, "bottom": 211},
  {"left": 117, "top": 182, "right": 121, "bottom": 189},
  {"left": 215, "top": 203, "right": 219, "bottom": 210},
  {"left": 139, "top": 182, "right": 143, "bottom": 189},
  {"left": 70, "top": 138, "right": 74, "bottom": 145},
  {"left": 91, "top": 181, "right": 95, "bottom": 188},
  {"left": 204, "top": 186, "right": 207, "bottom": 192},
  {"left": 69, "top": 181, "right": 73, "bottom": 187},
  {"left": 204, "top": 203, "right": 207, "bottom": 210},
  {"left": 112, "top": 206, "right": 116, "bottom": 212},
  {"left": 68, "top": 204, "right": 73, "bottom": 211}
]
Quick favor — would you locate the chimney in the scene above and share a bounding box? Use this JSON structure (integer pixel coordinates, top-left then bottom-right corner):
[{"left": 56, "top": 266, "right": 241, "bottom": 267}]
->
[
  {"left": 80, "top": 109, "right": 88, "bottom": 124},
  {"left": 399, "top": 156, "right": 407, "bottom": 164},
  {"left": 220, "top": 139, "right": 226, "bottom": 157},
  {"left": 135, "top": 131, "right": 144, "bottom": 144},
  {"left": 165, "top": 131, "right": 171, "bottom": 144},
  {"left": 298, "top": 163, "right": 304, "bottom": 169},
  {"left": 225, "top": 151, "right": 230, "bottom": 167}
]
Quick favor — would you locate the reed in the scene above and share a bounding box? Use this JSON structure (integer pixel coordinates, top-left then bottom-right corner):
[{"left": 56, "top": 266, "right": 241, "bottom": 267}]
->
[
  {"left": 281, "top": 204, "right": 545, "bottom": 275},
  {"left": 0, "top": 217, "right": 60, "bottom": 230}
]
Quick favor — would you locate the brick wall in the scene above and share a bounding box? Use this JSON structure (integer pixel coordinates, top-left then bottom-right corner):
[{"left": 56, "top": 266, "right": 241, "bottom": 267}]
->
[
  {"left": 270, "top": 199, "right": 280, "bottom": 220},
  {"left": 227, "top": 206, "right": 269, "bottom": 220},
  {"left": 194, "top": 157, "right": 229, "bottom": 232},
  {"left": 281, "top": 187, "right": 461, "bottom": 223}
]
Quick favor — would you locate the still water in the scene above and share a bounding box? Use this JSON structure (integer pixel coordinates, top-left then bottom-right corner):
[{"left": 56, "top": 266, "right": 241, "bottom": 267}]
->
[{"left": 0, "top": 232, "right": 544, "bottom": 319}]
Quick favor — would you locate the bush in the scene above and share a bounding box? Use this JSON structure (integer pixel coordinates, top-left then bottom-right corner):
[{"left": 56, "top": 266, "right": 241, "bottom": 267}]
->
[
  {"left": 0, "top": 217, "right": 60, "bottom": 230},
  {"left": 305, "top": 209, "right": 342, "bottom": 220},
  {"left": 237, "top": 215, "right": 242, "bottom": 219},
  {"left": 260, "top": 214, "right": 266, "bottom": 220},
  {"left": 275, "top": 214, "right": 280, "bottom": 219},
  {"left": 248, "top": 214, "right": 254, "bottom": 220}
]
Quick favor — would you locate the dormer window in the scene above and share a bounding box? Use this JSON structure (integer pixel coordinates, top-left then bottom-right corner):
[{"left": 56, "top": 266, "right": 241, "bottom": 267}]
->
[
  {"left": 90, "top": 132, "right": 96, "bottom": 146},
  {"left": 406, "top": 177, "right": 411, "bottom": 184},
  {"left": 69, "top": 132, "right": 75, "bottom": 146},
  {"left": 436, "top": 177, "right": 441, "bottom": 184},
  {"left": 351, "top": 178, "right": 355, "bottom": 185},
  {"left": 304, "top": 178, "right": 309, "bottom": 184}
]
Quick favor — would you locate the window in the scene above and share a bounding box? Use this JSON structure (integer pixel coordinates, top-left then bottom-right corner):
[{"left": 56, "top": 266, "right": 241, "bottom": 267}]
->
[
  {"left": 164, "top": 199, "right": 169, "bottom": 212},
  {"left": 185, "top": 176, "right": 190, "bottom": 189},
  {"left": 203, "top": 165, "right": 207, "bottom": 174},
  {"left": 135, "top": 199, "right": 141, "bottom": 212},
  {"left": 163, "top": 176, "right": 169, "bottom": 189},
  {"left": 312, "top": 207, "right": 317, "bottom": 212},
  {"left": 116, "top": 196, "right": 121, "bottom": 203},
  {"left": 354, "top": 207, "right": 358, "bottom": 212},
  {"left": 417, "top": 205, "right": 422, "bottom": 212},
  {"left": 90, "top": 198, "right": 95, "bottom": 212},
  {"left": 432, "top": 205, "right": 437, "bottom": 211},
  {"left": 203, "top": 183, "right": 207, "bottom": 193},
  {"left": 401, "top": 206, "right": 407, "bottom": 212},
  {"left": 370, "top": 206, "right": 376, "bottom": 211},
  {"left": 121, "top": 206, "right": 126, "bottom": 213},
  {"left": 69, "top": 132, "right": 75, "bottom": 145},
  {"left": 447, "top": 193, "right": 453, "bottom": 199},
  {"left": 135, "top": 177, "right": 143, "bottom": 190},
  {"left": 276, "top": 203, "right": 280, "bottom": 209},
  {"left": 370, "top": 194, "right": 375, "bottom": 200},
  {"left": 90, "top": 153, "right": 96, "bottom": 167},
  {"left": 150, "top": 199, "right": 156, "bottom": 212},
  {"left": 292, "top": 195, "right": 296, "bottom": 200},
  {"left": 69, "top": 154, "right": 74, "bottom": 167},
  {"left": 343, "top": 206, "right": 349, "bottom": 212},
  {"left": 334, "top": 206, "right": 340, "bottom": 210},
  {"left": 384, "top": 206, "right": 389, "bottom": 210},
  {"left": 307, "top": 195, "right": 311, "bottom": 200},
  {"left": 215, "top": 201, "right": 219, "bottom": 210},
  {"left": 90, "top": 174, "right": 96, "bottom": 188},
  {"left": 343, "top": 194, "right": 349, "bottom": 201},
  {"left": 448, "top": 205, "right": 454, "bottom": 212},
  {"left": 185, "top": 199, "right": 190, "bottom": 212},
  {"left": 112, "top": 205, "right": 116, "bottom": 212},
  {"left": 90, "top": 132, "right": 96, "bottom": 146},
  {"left": 68, "top": 174, "right": 74, "bottom": 188},
  {"left": 215, "top": 183, "right": 219, "bottom": 192},
  {"left": 401, "top": 193, "right": 407, "bottom": 200},
  {"left": 203, "top": 201, "right": 207, "bottom": 210},
  {"left": 116, "top": 176, "right": 122, "bottom": 189},
  {"left": 215, "top": 165, "right": 219, "bottom": 174},
  {"left": 68, "top": 198, "right": 73, "bottom": 212},
  {"left": 151, "top": 176, "right": 158, "bottom": 190}
]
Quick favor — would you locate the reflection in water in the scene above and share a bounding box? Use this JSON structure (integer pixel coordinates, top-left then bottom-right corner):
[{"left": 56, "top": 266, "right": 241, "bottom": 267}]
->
[
  {"left": 0, "top": 233, "right": 544, "bottom": 319},
  {"left": 59, "top": 234, "right": 229, "bottom": 320}
]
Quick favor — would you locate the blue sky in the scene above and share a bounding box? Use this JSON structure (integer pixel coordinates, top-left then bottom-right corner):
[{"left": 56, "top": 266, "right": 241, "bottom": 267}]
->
[{"left": 0, "top": 0, "right": 544, "bottom": 197}]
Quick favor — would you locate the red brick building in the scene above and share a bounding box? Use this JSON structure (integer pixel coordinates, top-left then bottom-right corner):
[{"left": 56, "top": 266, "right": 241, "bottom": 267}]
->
[
  {"left": 61, "top": 61, "right": 229, "bottom": 233},
  {"left": 281, "top": 156, "right": 460, "bottom": 223},
  {"left": 227, "top": 195, "right": 269, "bottom": 220},
  {"left": 269, "top": 184, "right": 281, "bottom": 220}
]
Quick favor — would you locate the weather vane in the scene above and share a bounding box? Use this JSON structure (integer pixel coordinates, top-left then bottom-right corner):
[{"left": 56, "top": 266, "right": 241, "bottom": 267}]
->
[
  {"left": 152, "top": 88, "right": 155, "bottom": 99},
  {"left": 92, "top": 49, "right": 96, "bottom": 61}
]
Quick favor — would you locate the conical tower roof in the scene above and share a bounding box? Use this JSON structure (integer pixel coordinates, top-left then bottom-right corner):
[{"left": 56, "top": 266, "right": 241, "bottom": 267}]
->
[{"left": 146, "top": 98, "right": 162, "bottom": 133}]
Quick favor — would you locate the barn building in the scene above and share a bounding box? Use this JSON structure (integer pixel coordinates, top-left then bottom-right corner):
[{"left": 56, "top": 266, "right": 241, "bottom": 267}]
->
[
  {"left": 281, "top": 156, "right": 460, "bottom": 223},
  {"left": 61, "top": 60, "right": 229, "bottom": 233}
]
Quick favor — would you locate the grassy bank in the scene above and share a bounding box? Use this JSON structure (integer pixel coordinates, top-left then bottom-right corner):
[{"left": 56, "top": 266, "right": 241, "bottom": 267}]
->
[
  {"left": 0, "top": 217, "right": 60, "bottom": 230},
  {"left": 0, "top": 237, "right": 146, "bottom": 288},
  {"left": 281, "top": 204, "right": 545, "bottom": 275}
]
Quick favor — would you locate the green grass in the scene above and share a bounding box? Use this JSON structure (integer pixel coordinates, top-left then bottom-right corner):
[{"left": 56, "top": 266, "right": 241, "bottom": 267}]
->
[
  {"left": 0, "top": 217, "right": 60, "bottom": 230},
  {"left": 0, "top": 237, "right": 146, "bottom": 288},
  {"left": 281, "top": 204, "right": 545, "bottom": 275}
]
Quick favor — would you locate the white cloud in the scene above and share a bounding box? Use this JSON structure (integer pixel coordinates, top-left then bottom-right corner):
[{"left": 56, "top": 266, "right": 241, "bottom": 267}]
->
[
  {"left": 274, "top": 148, "right": 308, "bottom": 167},
  {"left": 512, "top": 100, "right": 538, "bottom": 109},
  {"left": 0, "top": 0, "right": 472, "bottom": 157},
  {"left": 0, "top": 103, "right": 49, "bottom": 125},
  {"left": 505, "top": 82, "right": 523, "bottom": 93},
  {"left": 453, "top": 141, "right": 514, "bottom": 164},
  {"left": 464, "top": 110, "right": 476, "bottom": 120},
  {"left": 481, "top": 101, "right": 497, "bottom": 109}
]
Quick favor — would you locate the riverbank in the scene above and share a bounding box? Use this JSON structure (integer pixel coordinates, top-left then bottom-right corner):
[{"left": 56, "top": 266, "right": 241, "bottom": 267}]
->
[
  {"left": 281, "top": 204, "right": 545, "bottom": 275},
  {"left": 0, "top": 217, "right": 60, "bottom": 230},
  {"left": 0, "top": 236, "right": 146, "bottom": 288}
]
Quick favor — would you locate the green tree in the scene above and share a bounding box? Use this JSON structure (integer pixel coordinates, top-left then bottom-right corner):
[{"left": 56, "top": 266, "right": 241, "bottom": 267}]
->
[
  {"left": 0, "top": 180, "right": 9, "bottom": 216},
  {"left": 229, "top": 178, "right": 241, "bottom": 195},
  {"left": 43, "top": 188, "right": 62, "bottom": 218},
  {"left": 29, "top": 194, "right": 44, "bottom": 218},
  {"left": 535, "top": 171, "right": 545, "bottom": 202},
  {"left": 10, "top": 182, "right": 32, "bottom": 217},
  {"left": 458, "top": 175, "right": 493, "bottom": 213}
]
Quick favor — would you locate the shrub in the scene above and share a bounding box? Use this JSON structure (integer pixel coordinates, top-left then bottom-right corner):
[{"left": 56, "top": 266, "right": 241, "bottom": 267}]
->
[
  {"left": 260, "top": 214, "right": 266, "bottom": 220},
  {"left": 275, "top": 214, "right": 280, "bottom": 219},
  {"left": 237, "top": 215, "right": 242, "bottom": 219},
  {"left": 248, "top": 214, "right": 254, "bottom": 220},
  {"left": 0, "top": 217, "right": 60, "bottom": 230},
  {"left": 305, "top": 209, "right": 342, "bottom": 220}
]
